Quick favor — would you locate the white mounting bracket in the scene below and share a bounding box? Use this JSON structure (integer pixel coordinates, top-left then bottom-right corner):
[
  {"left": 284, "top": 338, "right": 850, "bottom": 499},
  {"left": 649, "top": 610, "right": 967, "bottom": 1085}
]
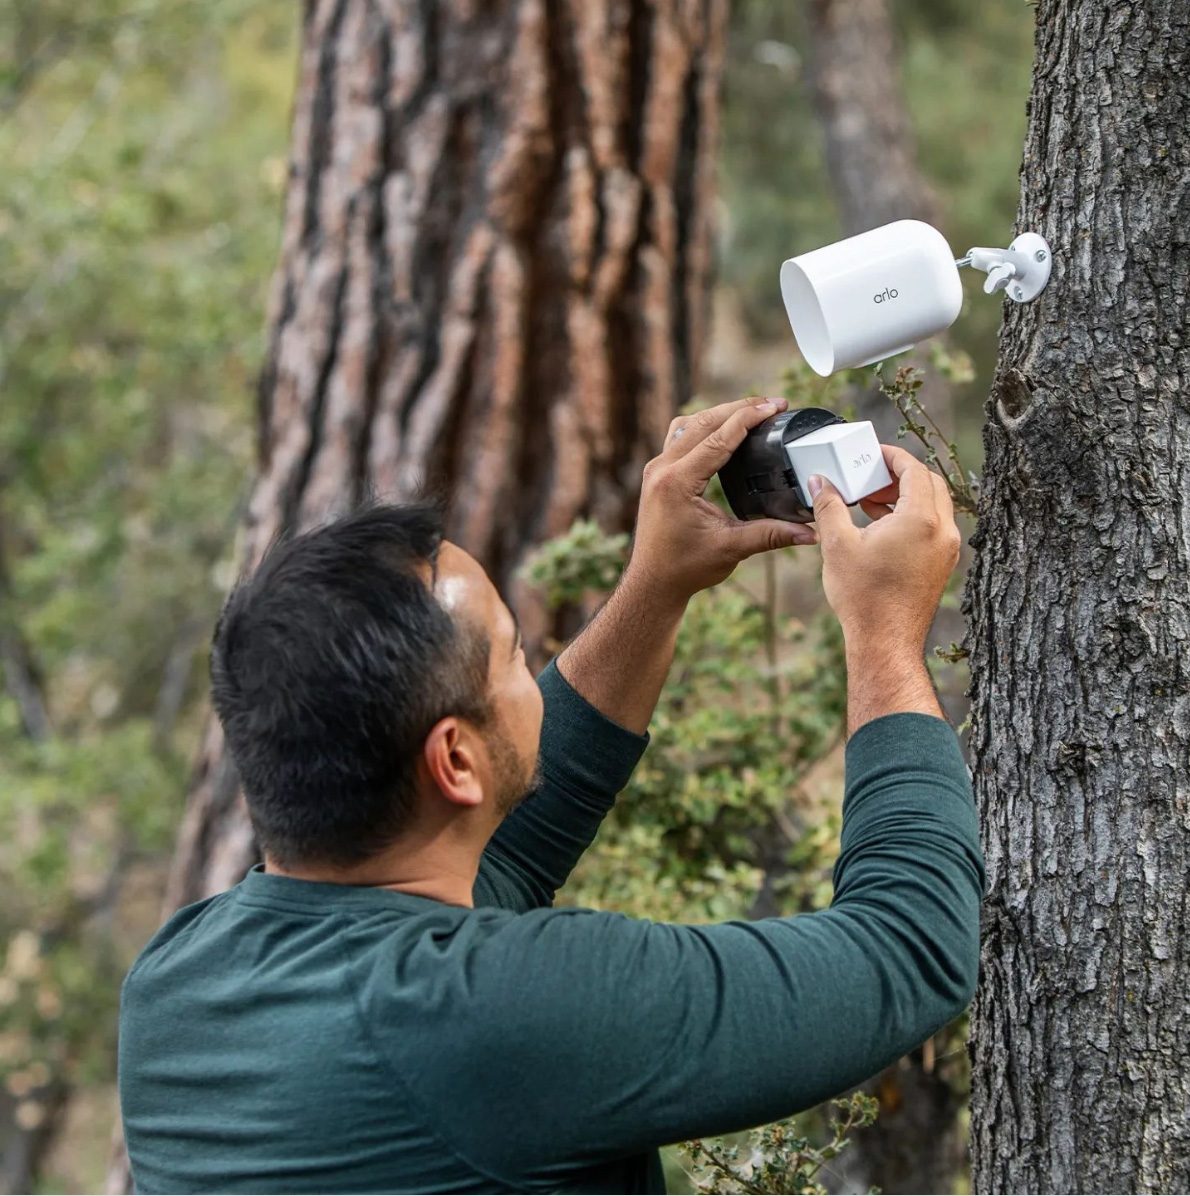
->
[{"left": 955, "top": 232, "right": 1052, "bottom": 303}]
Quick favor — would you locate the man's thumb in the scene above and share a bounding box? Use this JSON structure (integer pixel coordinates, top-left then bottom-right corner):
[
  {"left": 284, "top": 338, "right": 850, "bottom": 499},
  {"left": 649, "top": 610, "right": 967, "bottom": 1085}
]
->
[{"left": 808, "top": 475, "right": 853, "bottom": 536}]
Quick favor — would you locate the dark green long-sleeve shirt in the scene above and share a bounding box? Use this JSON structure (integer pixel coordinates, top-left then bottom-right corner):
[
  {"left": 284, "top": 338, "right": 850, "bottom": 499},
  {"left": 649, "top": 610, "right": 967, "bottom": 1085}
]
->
[{"left": 118, "top": 661, "right": 984, "bottom": 1195}]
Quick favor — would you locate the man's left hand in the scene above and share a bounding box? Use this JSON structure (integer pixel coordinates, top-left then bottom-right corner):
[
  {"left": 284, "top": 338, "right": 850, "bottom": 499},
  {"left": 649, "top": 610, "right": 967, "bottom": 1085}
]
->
[{"left": 625, "top": 396, "right": 819, "bottom": 608}]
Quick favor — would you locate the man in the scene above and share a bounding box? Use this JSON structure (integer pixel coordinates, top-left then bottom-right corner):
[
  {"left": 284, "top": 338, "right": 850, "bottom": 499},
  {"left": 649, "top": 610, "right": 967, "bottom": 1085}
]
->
[{"left": 119, "top": 396, "right": 983, "bottom": 1195}]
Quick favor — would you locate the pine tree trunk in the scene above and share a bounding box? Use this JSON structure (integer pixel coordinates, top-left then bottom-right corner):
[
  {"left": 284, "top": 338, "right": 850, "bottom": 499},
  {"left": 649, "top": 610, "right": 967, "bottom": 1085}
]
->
[
  {"left": 165, "top": 0, "right": 727, "bottom": 909},
  {"left": 965, "top": 0, "right": 1190, "bottom": 1190}
]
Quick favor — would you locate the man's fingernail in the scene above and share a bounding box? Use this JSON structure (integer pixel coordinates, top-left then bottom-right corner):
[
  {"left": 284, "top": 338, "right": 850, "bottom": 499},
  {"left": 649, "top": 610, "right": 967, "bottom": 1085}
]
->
[
  {"left": 758, "top": 400, "right": 778, "bottom": 414},
  {"left": 808, "top": 475, "right": 824, "bottom": 499}
]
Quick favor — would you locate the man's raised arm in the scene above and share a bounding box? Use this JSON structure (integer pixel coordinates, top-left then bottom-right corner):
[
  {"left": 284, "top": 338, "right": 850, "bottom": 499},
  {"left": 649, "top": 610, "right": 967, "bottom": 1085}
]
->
[{"left": 476, "top": 397, "right": 818, "bottom": 910}]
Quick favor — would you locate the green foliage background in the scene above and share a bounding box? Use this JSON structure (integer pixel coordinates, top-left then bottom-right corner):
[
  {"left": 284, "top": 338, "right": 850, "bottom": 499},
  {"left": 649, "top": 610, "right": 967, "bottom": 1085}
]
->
[
  {"left": 0, "top": 1, "right": 295, "bottom": 1182},
  {"left": 0, "top": 1, "right": 1032, "bottom": 1190}
]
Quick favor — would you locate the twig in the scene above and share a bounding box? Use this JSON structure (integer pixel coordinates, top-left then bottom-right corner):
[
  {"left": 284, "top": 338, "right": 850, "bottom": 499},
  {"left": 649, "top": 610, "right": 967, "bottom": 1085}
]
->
[
  {"left": 688, "top": 1140, "right": 767, "bottom": 1196},
  {"left": 878, "top": 365, "right": 978, "bottom": 514},
  {"left": 762, "top": 554, "right": 783, "bottom": 739},
  {"left": 0, "top": 498, "right": 52, "bottom": 742}
]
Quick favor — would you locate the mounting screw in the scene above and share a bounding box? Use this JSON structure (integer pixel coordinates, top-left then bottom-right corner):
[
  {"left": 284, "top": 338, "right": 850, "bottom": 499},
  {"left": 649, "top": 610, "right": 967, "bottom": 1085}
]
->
[
  {"left": 1013, "top": 286, "right": 1025, "bottom": 300},
  {"left": 1034, "top": 249, "right": 1048, "bottom": 262}
]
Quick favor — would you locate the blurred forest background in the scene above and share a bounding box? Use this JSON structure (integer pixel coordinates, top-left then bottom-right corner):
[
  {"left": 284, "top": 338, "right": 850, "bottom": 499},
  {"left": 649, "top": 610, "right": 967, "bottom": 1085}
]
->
[{"left": 0, "top": 1, "right": 1033, "bottom": 1191}]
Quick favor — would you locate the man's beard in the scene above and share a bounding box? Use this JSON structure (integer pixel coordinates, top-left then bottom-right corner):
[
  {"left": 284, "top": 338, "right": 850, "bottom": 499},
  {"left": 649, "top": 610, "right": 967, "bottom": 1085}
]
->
[{"left": 486, "top": 718, "right": 541, "bottom": 818}]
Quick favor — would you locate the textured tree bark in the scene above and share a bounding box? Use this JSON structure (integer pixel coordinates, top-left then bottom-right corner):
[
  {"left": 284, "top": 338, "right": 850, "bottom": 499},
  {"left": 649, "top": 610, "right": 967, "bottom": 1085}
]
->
[
  {"left": 803, "top": 0, "right": 938, "bottom": 237},
  {"left": 965, "top": 1, "right": 1190, "bottom": 1191},
  {"left": 167, "top": 0, "right": 727, "bottom": 911}
]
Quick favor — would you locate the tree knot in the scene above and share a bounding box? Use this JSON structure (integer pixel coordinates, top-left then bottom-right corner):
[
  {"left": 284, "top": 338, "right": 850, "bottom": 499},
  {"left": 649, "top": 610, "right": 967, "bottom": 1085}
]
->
[{"left": 995, "top": 368, "right": 1035, "bottom": 426}]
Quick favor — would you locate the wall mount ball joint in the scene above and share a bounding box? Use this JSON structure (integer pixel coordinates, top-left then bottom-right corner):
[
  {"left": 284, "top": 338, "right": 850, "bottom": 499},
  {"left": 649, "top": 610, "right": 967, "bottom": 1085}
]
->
[
  {"left": 956, "top": 231, "right": 1052, "bottom": 304},
  {"left": 718, "top": 220, "right": 1055, "bottom": 522}
]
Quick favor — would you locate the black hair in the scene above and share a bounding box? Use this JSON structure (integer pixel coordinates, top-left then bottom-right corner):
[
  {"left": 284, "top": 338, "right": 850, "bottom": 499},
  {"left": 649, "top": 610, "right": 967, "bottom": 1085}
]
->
[{"left": 209, "top": 503, "right": 491, "bottom": 868}]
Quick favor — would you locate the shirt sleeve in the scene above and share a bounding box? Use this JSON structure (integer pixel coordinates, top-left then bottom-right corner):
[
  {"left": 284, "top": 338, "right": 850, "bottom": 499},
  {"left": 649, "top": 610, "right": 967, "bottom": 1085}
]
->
[
  {"left": 473, "top": 659, "right": 649, "bottom": 913},
  {"left": 386, "top": 713, "right": 985, "bottom": 1188}
]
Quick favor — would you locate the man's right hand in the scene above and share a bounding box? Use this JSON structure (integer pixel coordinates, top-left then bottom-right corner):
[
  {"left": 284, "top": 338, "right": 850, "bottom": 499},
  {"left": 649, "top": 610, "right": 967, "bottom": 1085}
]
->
[{"left": 808, "top": 445, "right": 962, "bottom": 732}]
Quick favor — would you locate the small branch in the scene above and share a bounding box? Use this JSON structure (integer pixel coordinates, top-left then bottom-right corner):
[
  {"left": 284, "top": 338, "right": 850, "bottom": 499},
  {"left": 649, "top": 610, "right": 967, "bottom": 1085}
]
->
[
  {"left": 152, "top": 618, "right": 205, "bottom": 751},
  {"left": 0, "top": 625, "right": 52, "bottom": 742},
  {"left": 687, "top": 1140, "right": 767, "bottom": 1195},
  {"left": 878, "top": 364, "right": 978, "bottom": 515},
  {"left": 762, "top": 553, "right": 783, "bottom": 739},
  {"left": 0, "top": 502, "right": 52, "bottom": 742}
]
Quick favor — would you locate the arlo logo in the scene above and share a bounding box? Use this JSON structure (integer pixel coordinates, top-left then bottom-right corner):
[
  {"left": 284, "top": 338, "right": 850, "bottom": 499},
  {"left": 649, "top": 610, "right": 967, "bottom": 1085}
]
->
[
  {"left": 873, "top": 287, "right": 900, "bottom": 304},
  {"left": 852, "top": 452, "right": 873, "bottom": 468}
]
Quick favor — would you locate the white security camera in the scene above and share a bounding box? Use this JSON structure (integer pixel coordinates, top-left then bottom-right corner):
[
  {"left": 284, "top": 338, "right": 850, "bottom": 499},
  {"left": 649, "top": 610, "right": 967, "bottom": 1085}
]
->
[{"left": 780, "top": 219, "right": 1054, "bottom": 376}]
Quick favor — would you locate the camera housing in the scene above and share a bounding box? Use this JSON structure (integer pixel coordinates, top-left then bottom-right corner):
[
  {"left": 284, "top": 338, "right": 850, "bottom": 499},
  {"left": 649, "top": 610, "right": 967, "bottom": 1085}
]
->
[
  {"left": 718, "top": 408, "right": 844, "bottom": 524},
  {"left": 780, "top": 220, "right": 963, "bottom": 377},
  {"left": 779, "top": 220, "right": 1055, "bottom": 377},
  {"left": 718, "top": 408, "right": 893, "bottom": 524}
]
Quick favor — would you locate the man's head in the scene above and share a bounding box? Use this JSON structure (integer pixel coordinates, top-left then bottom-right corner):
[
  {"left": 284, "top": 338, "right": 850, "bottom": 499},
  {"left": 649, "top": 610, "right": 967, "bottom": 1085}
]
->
[{"left": 209, "top": 504, "right": 543, "bottom": 870}]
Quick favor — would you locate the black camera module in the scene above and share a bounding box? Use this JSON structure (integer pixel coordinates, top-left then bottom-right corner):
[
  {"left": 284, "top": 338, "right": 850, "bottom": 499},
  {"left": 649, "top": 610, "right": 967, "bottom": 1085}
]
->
[{"left": 717, "top": 407, "right": 845, "bottom": 524}]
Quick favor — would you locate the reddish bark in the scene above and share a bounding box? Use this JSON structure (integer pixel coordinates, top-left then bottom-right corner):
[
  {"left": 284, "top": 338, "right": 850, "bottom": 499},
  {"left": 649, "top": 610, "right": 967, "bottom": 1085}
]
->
[{"left": 170, "top": 0, "right": 729, "bottom": 955}]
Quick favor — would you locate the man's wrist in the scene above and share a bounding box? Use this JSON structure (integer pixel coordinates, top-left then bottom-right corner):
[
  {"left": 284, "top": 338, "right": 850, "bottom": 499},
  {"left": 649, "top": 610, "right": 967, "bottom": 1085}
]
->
[
  {"left": 618, "top": 559, "right": 692, "bottom": 623},
  {"left": 554, "top": 556, "right": 689, "bottom": 737},
  {"left": 842, "top": 622, "right": 927, "bottom": 669},
  {"left": 842, "top": 624, "right": 943, "bottom": 735}
]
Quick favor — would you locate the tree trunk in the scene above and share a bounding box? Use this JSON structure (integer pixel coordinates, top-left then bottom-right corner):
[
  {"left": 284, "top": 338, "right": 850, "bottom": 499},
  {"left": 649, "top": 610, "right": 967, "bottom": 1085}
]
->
[
  {"left": 827, "top": 1045, "right": 965, "bottom": 1196},
  {"left": 0, "top": 1082, "right": 69, "bottom": 1196},
  {"left": 965, "top": 0, "right": 1190, "bottom": 1191},
  {"left": 170, "top": 0, "right": 727, "bottom": 911},
  {"left": 803, "top": 0, "right": 938, "bottom": 238},
  {"left": 802, "top": 0, "right": 952, "bottom": 445}
]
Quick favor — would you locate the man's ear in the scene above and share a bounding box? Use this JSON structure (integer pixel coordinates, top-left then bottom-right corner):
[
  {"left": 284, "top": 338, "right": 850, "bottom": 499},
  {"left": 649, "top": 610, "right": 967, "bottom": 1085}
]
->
[{"left": 422, "top": 717, "right": 485, "bottom": 809}]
